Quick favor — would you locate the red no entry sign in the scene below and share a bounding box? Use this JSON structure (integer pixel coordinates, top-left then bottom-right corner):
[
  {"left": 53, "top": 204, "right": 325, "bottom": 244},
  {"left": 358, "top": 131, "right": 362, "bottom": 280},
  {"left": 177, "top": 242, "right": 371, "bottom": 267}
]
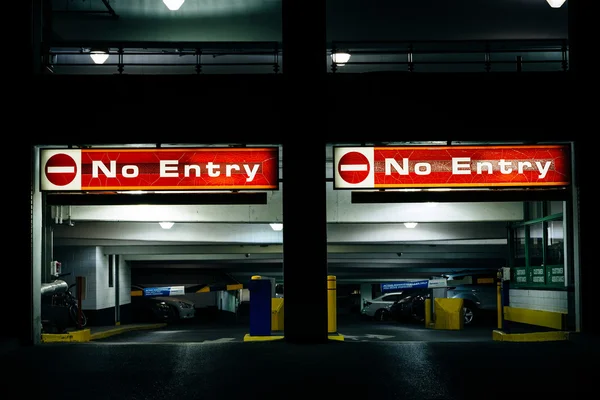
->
[
  {"left": 333, "top": 145, "right": 571, "bottom": 190},
  {"left": 45, "top": 153, "right": 78, "bottom": 186},
  {"left": 338, "top": 151, "right": 370, "bottom": 184},
  {"left": 40, "top": 147, "right": 280, "bottom": 192},
  {"left": 333, "top": 147, "right": 375, "bottom": 189}
]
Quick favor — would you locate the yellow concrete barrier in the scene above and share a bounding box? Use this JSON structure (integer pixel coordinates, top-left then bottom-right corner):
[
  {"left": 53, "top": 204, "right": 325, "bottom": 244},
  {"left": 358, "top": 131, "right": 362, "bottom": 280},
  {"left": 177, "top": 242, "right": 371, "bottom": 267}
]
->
[
  {"left": 493, "top": 329, "right": 569, "bottom": 342},
  {"left": 42, "top": 329, "right": 91, "bottom": 343},
  {"left": 434, "top": 298, "right": 464, "bottom": 330},
  {"left": 271, "top": 298, "right": 284, "bottom": 331},
  {"left": 503, "top": 306, "right": 566, "bottom": 330}
]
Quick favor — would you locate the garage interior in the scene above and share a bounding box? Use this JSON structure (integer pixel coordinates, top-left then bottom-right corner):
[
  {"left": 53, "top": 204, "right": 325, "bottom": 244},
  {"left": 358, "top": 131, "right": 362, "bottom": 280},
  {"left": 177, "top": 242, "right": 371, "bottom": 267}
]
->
[{"left": 38, "top": 142, "right": 575, "bottom": 341}]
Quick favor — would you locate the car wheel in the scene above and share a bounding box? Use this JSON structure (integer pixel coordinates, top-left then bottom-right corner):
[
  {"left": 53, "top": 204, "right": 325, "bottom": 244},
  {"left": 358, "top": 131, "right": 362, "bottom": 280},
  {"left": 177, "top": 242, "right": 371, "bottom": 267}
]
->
[
  {"left": 463, "top": 303, "right": 476, "bottom": 325},
  {"left": 374, "top": 309, "right": 389, "bottom": 322}
]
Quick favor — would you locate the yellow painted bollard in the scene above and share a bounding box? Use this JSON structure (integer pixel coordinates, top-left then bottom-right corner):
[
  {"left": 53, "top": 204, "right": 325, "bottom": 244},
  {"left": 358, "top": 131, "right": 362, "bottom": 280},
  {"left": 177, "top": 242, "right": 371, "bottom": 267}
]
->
[
  {"left": 327, "top": 275, "right": 337, "bottom": 333},
  {"left": 424, "top": 298, "right": 431, "bottom": 328},
  {"left": 497, "top": 281, "right": 502, "bottom": 329}
]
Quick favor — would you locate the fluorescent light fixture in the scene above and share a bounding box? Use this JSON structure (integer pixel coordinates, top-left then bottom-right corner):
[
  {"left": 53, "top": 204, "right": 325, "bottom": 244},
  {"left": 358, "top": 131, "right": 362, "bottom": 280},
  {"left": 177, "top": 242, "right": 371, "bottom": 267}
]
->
[
  {"left": 90, "top": 51, "right": 109, "bottom": 64},
  {"left": 159, "top": 222, "right": 175, "bottom": 229},
  {"left": 269, "top": 223, "right": 283, "bottom": 231},
  {"left": 163, "top": 0, "right": 185, "bottom": 10},
  {"left": 546, "top": 0, "right": 566, "bottom": 7},
  {"left": 403, "top": 222, "right": 418, "bottom": 229},
  {"left": 332, "top": 52, "right": 351, "bottom": 66}
]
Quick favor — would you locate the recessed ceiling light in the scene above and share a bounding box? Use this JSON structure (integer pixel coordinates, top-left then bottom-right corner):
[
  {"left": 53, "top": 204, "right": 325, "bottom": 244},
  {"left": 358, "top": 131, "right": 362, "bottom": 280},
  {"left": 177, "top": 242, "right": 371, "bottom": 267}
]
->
[
  {"left": 269, "top": 223, "right": 283, "bottom": 231},
  {"left": 159, "top": 221, "right": 175, "bottom": 229}
]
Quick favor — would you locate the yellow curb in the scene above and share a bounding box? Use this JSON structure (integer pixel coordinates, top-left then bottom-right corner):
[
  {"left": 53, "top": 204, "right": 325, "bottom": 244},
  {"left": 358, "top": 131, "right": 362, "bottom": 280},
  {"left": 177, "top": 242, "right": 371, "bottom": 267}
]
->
[
  {"left": 328, "top": 333, "right": 345, "bottom": 341},
  {"left": 492, "top": 329, "right": 570, "bottom": 342},
  {"left": 42, "top": 329, "right": 91, "bottom": 343},
  {"left": 90, "top": 323, "right": 167, "bottom": 340},
  {"left": 243, "top": 334, "right": 285, "bottom": 342}
]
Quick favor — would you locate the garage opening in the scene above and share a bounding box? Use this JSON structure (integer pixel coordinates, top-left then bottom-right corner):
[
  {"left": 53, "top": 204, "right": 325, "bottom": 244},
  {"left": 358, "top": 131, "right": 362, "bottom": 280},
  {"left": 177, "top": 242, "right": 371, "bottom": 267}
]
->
[
  {"left": 328, "top": 142, "right": 577, "bottom": 342},
  {"left": 38, "top": 143, "right": 283, "bottom": 343}
]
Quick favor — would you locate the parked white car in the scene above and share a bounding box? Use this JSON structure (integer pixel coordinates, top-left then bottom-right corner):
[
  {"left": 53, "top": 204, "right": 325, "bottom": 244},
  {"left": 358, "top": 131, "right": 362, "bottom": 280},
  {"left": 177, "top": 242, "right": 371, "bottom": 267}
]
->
[
  {"left": 155, "top": 296, "right": 196, "bottom": 321},
  {"left": 361, "top": 292, "right": 407, "bottom": 321}
]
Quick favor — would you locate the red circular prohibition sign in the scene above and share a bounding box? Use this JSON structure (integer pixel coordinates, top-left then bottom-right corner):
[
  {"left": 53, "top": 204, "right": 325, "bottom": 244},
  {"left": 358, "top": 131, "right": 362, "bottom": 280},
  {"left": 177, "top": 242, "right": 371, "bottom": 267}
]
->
[
  {"left": 45, "top": 153, "right": 78, "bottom": 186},
  {"left": 338, "top": 151, "right": 370, "bottom": 184}
]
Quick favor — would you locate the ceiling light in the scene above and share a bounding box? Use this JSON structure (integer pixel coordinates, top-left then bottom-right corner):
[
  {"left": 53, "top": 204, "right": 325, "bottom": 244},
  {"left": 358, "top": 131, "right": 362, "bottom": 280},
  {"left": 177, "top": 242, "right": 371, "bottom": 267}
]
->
[
  {"left": 269, "top": 223, "right": 283, "bottom": 231},
  {"left": 159, "top": 221, "right": 175, "bottom": 229},
  {"left": 89, "top": 50, "right": 109, "bottom": 64},
  {"left": 332, "top": 52, "right": 351, "bottom": 66},
  {"left": 546, "top": 0, "right": 566, "bottom": 7},
  {"left": 403, "top": 222, "right": 418, "bottom": 229},
  {"left": 163, "top": 0, "right": 185, "bottom": 10}
]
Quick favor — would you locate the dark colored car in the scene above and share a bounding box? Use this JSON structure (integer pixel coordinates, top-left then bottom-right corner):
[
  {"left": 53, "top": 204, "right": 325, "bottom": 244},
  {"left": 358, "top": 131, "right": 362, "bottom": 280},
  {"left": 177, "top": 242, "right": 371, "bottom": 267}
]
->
[
  {"left": 130, "top": 296, "right": 171, "bottom": 323},
  {"left": 388, "top": 289, "right": 430, "bottom": 322}
]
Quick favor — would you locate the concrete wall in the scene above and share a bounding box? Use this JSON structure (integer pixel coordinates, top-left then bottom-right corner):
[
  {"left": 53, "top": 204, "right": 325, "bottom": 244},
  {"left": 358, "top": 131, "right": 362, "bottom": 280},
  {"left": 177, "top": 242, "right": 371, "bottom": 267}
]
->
[
  {"left": 119, "top": 257, "right": 132, "bottom": 306},
  {"left": 218, "top": 291, "right": 238, "bottom": 313},
  {"left": 509, "top": 289, "right": 568, "bottom": 313},
  {"left": 54, "top": 246, "right": 131, "bottom": 312}
]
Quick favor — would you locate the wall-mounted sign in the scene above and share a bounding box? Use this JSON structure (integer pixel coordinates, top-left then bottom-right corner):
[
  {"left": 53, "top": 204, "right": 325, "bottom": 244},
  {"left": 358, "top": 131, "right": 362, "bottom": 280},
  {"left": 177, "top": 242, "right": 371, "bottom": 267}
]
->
[
  {"left": 143, "top": 286, "right": 185, "bottom": 297},
  {"left": 381, "top": 280, "right": 429, "bottom": 291},
  {"left": 40, "top": 147, "right": 279, "bottom": 191},
  {"left": 333, "top": 145, "right": 570, "bottom": 189},
  {"left": 381, "top": 278, "right": 448, "bottom": 292}
]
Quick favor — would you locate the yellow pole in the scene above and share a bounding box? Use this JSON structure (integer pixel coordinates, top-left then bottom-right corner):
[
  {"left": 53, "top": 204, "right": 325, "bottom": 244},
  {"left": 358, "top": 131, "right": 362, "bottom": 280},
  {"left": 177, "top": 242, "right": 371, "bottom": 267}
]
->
[
  {"left": 497, "top": 281, "right": 502, "bottom": 329},
  {"left": 424, "top": 299, "right": 431, "bottom": 328},
  {"left": 327, "top": 275, "right": 337, "bottom": 333}
]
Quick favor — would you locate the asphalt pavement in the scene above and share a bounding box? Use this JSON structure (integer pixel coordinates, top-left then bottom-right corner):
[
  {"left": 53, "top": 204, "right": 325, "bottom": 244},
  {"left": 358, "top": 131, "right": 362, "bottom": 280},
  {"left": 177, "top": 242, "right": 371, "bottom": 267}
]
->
[
  {"left": 3, "top": 313, "right": 594, "bottom": 399},
  {"left": 89, "top": 316, "right": 499, "bottom": 343},
  {"left": 3, "top": 330, "right": 596, "bottom": 400}
]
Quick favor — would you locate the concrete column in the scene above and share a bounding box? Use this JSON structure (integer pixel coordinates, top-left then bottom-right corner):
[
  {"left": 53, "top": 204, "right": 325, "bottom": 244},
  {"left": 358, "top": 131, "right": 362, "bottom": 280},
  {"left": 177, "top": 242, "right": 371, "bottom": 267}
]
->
[{"left": 281, "top": 1, "right": 328, "bottom": 343}]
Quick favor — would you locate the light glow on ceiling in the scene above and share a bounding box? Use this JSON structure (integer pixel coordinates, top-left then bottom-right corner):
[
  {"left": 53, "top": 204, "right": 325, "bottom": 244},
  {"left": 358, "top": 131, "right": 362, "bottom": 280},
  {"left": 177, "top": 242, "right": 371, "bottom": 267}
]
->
[{"left": 163, "top": 0, "right": 185, "bottom": 11}]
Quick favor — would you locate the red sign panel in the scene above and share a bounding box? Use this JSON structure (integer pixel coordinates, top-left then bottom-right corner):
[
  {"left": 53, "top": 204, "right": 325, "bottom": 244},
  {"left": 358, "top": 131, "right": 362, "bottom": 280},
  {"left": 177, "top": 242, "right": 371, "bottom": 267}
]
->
[
  {"left": 334, "top": 145, "right": 570, "bottom": 189},
  {"left": 40, "top": 147, "right": 279, "bottom": 191}
]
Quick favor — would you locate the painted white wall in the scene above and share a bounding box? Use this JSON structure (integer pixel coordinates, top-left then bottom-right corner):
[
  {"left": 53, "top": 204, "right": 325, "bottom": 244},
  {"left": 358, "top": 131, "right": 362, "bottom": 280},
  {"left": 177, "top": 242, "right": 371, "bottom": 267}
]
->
[
  {"left": 240, "top": 289, "right": 250, "bottom": 302},
  {"left": 54, "top": 246, "right": 124, "bottom": 312},
  {"left": 360, "top": 283, "right": 373, "bottom": 312},
  {"left": 218, "top": 291, "right": 238, "bottom": 312},
  {"left": 54, "top": 246, "right": 99, "bottom": 311},
  {"left": 119, "top": 257, "right": 131, "bottom": 306},
  {"left": 94, "top": 248, "right": 115, "bottom": 310},
  {"left": 509, "top": 289, "right": 568, "bottom": 313}
]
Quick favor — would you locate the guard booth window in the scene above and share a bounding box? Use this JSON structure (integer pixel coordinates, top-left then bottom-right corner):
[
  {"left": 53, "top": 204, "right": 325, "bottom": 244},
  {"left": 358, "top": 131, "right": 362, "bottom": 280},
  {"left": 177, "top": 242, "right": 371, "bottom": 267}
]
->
[{"left": 509, "top": 201, "right": 565, "bottom": 288}]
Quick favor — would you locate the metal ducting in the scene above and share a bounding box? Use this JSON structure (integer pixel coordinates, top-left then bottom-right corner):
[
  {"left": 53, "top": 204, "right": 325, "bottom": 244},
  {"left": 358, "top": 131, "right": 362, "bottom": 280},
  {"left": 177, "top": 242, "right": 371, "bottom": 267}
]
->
[{"left": 41, "top": 280, "right": 69, "bottom": 297}]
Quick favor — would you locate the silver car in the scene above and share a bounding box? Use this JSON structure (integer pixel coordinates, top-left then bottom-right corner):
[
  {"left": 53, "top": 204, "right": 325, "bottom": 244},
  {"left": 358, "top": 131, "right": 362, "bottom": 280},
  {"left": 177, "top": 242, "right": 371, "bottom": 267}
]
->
[{"left": 446, "top": 284, "right": 497, "bottom": 325}]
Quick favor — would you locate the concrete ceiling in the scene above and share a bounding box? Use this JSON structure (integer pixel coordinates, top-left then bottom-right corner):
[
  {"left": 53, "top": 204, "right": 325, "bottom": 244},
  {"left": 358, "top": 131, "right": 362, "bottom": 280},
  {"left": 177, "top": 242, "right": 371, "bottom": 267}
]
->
[{"left": 50, "top": 0, "right": 568, "bottom": 42}]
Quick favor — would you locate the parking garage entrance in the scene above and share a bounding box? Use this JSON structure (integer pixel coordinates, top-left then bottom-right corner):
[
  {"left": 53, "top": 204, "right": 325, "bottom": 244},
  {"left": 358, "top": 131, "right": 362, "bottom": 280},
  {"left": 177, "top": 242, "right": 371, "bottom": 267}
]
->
[
  {"left": 330, "top": 144, "right": 578, "bottom": 342},
  {"left": 32, "top": 142, "right": 579, "bottom": 344}
]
